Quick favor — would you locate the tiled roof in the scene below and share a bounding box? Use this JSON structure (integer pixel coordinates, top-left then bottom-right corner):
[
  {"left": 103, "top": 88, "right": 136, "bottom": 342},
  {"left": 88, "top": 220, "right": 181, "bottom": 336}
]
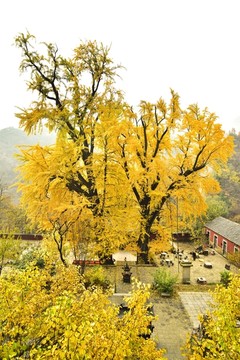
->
[{"left": 205, "top": 216, "right": 240, "bottom": 246}]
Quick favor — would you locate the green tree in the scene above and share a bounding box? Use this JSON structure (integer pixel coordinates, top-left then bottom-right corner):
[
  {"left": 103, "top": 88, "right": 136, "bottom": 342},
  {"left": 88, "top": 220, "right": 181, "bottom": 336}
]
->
[
  {"left": 205, "top": 194, "right": 229, "bottom": 220},
  {"left": 0, "top": 180, "right": 33, "bottom": 233},
  {"left": 191, "top": 194, "right": 230, "bottom": 240},
  {"left": 216, "top": 131, "right": 240, "bottom": 222}
]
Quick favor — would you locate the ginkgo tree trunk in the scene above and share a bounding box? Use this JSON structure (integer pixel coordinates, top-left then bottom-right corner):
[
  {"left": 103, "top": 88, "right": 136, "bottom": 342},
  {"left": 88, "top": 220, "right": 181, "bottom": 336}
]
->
[{"left": 117, "top": 91, "right": 233, "bottom": 262}]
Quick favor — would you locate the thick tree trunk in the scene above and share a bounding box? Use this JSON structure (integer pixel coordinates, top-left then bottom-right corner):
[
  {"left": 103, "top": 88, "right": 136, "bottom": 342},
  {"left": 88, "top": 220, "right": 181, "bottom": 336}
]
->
[
  {"left": 137, "top": 231, "right": 150, "bottom": 264},
  {"left": 138, "top": 195, "right": 169, "bottom": 263}
]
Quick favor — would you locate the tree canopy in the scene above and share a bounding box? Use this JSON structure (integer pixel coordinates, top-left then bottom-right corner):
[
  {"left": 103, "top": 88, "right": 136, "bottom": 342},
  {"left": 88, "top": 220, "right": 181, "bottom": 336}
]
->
[
  {"left": 116, "top": 97, "right": 233, "bottom": 260},
  {"left": 0, "top": 253, "right": 165, "bottom": 359},
  {"left": 15, "top": 32, "right": 234, "bottom": 263},
  {"left": 185, "top": 274, "right": 240, "bottom": 359}
]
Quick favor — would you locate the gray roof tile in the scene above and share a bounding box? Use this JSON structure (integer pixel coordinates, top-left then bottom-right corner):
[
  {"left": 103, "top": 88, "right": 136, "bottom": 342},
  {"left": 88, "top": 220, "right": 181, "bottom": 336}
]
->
[{"left": 205, "top": 216, "right": 240, "bottom": 246}]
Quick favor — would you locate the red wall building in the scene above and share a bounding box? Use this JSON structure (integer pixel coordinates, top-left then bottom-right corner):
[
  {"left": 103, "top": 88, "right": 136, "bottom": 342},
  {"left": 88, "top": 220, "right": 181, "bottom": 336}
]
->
[{"left": 205, "top": 216, "right": 240, "bottom": 256}]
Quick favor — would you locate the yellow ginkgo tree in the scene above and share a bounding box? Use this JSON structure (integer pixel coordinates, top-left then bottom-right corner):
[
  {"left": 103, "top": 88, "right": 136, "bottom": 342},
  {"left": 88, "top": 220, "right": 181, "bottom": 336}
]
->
[
  {"left": 15, "top": 32, "right": 125, "bottom": 216},
  {"left": 15, "top": 33, "right": 234, "bottom": 264},
  {"left": 15, "top": 33, "right": 137, "bottom": 262},
  {"left": 117, "top": 94, "right": 234, "bottom": 261},
  {"left": 0, "top": 256, "right": 166, "bottom": 359}
]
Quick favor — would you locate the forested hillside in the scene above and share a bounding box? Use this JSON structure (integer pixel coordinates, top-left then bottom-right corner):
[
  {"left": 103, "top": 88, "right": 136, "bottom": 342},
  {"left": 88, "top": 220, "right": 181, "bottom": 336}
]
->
[
  {"left": 0, "top": 127, "right": 55, "bottom": 186},
  {"left": 216, "top": 130, "right": 240, "bottom": 222},
  {"left": 0, "top": 127, "right": 55, "bottom": 231}
]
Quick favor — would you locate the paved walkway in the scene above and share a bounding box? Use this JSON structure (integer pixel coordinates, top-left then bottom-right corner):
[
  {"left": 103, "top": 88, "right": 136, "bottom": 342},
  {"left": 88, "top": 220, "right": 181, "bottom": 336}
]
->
[
  {"left": 107, "top": 265, "right": 217, "bottom": 360},
  {"left": 152, "top": 295, "right": 191, "bottom": 360},
  {"left": 152, "top": 292, "right": 214, "bottom": 360},
  {"left": 110, "top": 274, "right": 214, "bottom": 360},
  {"left": 178, "top": 292, "right": 213, "bottom": 329}
]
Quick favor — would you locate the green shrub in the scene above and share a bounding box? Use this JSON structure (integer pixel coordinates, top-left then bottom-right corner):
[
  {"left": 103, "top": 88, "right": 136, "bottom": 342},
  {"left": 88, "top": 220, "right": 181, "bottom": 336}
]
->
[
  {"left": 153, "top": 268, "right": 178, "bottom": 295},
  {"left": 84, "top": 266, "right": 110, "bottom": 290},
  {"left": 220, "top": 270, "right": 232, "bottom": 288},
  {"left": 15, "top": 247, "right": 45, "bottom": 269}
]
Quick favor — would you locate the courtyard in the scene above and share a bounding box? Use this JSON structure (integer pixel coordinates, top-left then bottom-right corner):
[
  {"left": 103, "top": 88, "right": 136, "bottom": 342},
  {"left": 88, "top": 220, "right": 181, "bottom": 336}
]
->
[{"left": 105, "top": 241, "right": 239, "bottom": 360}]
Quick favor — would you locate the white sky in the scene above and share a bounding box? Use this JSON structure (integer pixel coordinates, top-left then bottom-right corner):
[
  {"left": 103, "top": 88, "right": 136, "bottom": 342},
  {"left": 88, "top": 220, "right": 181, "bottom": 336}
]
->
[{"left": 1, "top": 0, "right": 240, "bottom": 132}]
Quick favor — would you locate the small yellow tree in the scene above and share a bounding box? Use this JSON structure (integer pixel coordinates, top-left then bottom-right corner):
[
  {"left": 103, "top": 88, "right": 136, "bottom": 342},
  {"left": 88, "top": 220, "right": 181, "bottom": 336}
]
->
[
  {"left": 185, "top": 274, "right": 240, "bottom": 359},
  {"left": 0, "top": 255, "right": 165, "bottom": 359},
  {"left": 0, "top": 234, "right": 22, "bottom": 275}
]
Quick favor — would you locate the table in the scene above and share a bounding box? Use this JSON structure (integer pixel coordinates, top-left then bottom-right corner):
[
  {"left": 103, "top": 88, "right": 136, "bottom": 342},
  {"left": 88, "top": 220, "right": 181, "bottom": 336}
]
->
[
  {"left": 165, "top": 258, "right": 174, "bottom": 266},
  {"left": 204, "top": 262, "right": 213, "bottom": 269},
  {"left": 197, "top": 277, "right": 207, "bottom": 284},
  {"left": 160, "top": 252, "right": 168, "bottom": 259}
]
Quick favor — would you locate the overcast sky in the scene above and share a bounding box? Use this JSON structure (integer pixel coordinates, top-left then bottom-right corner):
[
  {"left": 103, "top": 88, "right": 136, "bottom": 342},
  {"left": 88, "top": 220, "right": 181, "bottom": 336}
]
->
[{"left": 1, "top": 0, "right": 240, "bottom": 132}]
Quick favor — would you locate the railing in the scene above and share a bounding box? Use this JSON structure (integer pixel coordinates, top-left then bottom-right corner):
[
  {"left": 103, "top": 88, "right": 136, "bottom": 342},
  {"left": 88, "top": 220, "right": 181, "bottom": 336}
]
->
[{"left": 0, "top": 234, "right": 43, "bottom": 241}]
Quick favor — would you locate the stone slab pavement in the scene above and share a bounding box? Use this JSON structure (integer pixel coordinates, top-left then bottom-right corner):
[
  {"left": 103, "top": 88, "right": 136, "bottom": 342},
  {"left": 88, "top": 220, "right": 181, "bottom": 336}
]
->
[
  {"left": 109, "top": 291, "right": 192, "bottom": 360},
  {"left": 106, "top": 265, "right": 217, "bottom": 360},
  {"left": 178, "top": 291, "right": 213, "bottom": 329},
  {"left": 152, "top": 295, "right": 192, "bottom": 360},
  {"left": 152, "top": 292, "right": 214, "bottom": 360}
]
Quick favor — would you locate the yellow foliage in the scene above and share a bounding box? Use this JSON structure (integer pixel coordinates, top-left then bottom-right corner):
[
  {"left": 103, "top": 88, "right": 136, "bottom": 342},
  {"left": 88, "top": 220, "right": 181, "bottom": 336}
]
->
[
  {"left": 0, "top": 259, "right": 165, "bottom": 359},
  {"left": 15, "top": 32, "right": 234, "bottom": 264},
  {"left": 184, "top": 274, "right": 240, "bottom": 359},
  {"left": 149, "top": 236, "right": 172, "bottom": 255}
]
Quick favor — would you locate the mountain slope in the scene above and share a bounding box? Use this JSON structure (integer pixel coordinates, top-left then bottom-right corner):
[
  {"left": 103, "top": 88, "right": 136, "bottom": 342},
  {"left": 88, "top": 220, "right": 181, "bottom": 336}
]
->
[{"left": 0, "top": 127, "right": 55, "bottom": 186}]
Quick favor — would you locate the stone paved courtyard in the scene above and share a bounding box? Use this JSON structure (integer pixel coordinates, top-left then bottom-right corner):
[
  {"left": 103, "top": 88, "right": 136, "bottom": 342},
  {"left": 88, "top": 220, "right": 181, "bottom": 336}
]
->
[
  {"left": 104, "top": 242, "right": 239, "bottom": 359},
  {"left": 178, "top": 292, "right": 213, "bottom": 329}
]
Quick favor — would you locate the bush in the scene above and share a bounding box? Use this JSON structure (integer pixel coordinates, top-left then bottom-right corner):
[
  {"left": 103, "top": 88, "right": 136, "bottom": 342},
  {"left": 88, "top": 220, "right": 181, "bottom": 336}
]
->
[
  {"left": 220, "top": 270, "right": 232, "bottom": 288},
  {"left": 153, "top": 268, "right": 178, "bottom": 295},
  {"left": 15, "top": 247, "right": 45, "bottom": 270},
  {"left": 227, "top": 252, "right": 240, "bottom": 268},
  {"left": 84, "top": 266, "right": 111, "bottom": 290}
]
